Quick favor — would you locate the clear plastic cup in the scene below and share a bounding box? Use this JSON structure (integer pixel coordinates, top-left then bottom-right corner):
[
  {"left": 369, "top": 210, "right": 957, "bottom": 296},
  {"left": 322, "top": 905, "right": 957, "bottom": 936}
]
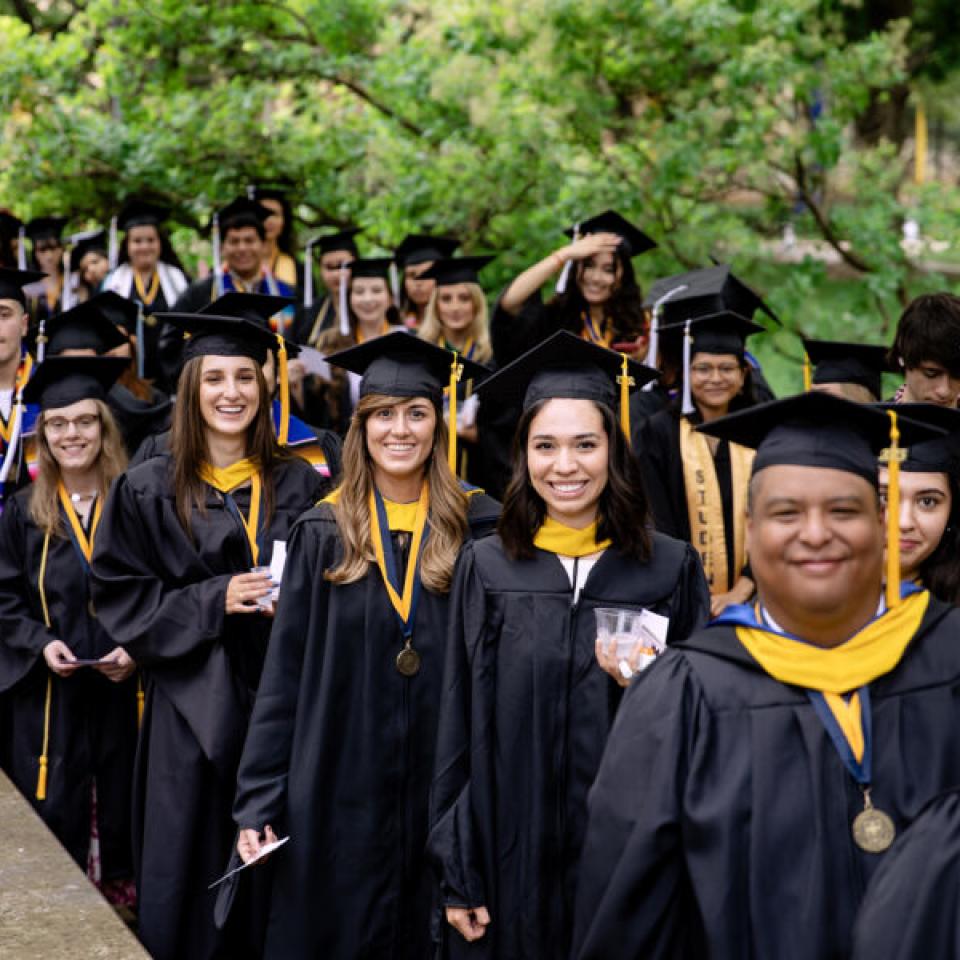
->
[{"left": 594, "top": 607, "right": 666, "bottom": 672}]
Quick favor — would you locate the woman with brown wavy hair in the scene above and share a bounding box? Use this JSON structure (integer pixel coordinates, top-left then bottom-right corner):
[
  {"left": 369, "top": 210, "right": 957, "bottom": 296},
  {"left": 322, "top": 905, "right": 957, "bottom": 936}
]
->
[
  {"left": 90, "top": 310, "right": 329, "bottom": 960},
  {"left": 427, "top": 332, "right": 710, "bottom": 960},
  {"left": 0, "top": 356, "right": 136, "bottom": 907},
  {"left": 232, "top": 332, "right": 499, "bottom": 959}
]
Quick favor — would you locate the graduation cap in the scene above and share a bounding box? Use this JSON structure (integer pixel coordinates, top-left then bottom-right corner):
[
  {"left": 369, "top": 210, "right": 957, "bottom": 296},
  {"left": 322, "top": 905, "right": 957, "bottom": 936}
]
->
[
  {"left": 873, "top": 403, "right": 960, "bottom": 474},
  {"left": 117, "top": 198, "right": 170, "bottom": 232},
  {"left": 22, "top": 355, "right": 128, "bottom": 411},
  {"left": 698, "top": 392, "right": 945, "bottom": 607},
  {"left": 86, "top": 290, "right": 140, "bottom": 331},
  {"left": 420, "top": 255, "right": 494, "bottom": 287},
  {"left": 25, "top": 216, "right": 69, "bottom": 244},
  {"left": 30, "top": 299, "right": 130, "bottom": 358},
  {"left": 327, "top": 330, "right": 490, "bottom": 470},
  {"left": 247, "top": 179, "right": 294, "bottom": 203},
  {"left": 395, "top": 234, "right": 459, "bottom": 269},
  {"left": 802, "top": 338, "right": 890, "bottom": 400},
  {"left": 475, "top": 329, "right": 658, "bottom": 436},
  {"left": 0, "top": 267, "right": 46, "bottom": 307},
  {"left": 314, "top": 228, "right": 361, "bottom": 256},
  {"left": 349, "top": 257, "right": 394, "bottom": 281},
  {"left": 0, "top": 210, "right": 22, "bottom": 235},
  {"left": 200, "top": 292, "right": 294, "bottom": 326},
  {"left": 69, "top": 230, "right": 109, "bottom": 272},
  {"left": 563, "top": 210, "right": 656, "bottom": 259},
  {"left": 213, "top": 197, "right": 271, "bottom": 235},
  {"left": 656, "top": 310, "right": 764, "bottom": 416}
]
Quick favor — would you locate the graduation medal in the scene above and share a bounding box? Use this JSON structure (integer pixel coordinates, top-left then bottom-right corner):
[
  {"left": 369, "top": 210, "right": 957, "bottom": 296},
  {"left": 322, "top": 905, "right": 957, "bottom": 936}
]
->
[
  {"left": 369, "top": 484, "right": 429, "bottom": 679},
  {"left": 852, "top": 789, "right": 896, "bottom": 853},
  {"left": 396, "top": 643, "right": 421, "bottom": 677}
]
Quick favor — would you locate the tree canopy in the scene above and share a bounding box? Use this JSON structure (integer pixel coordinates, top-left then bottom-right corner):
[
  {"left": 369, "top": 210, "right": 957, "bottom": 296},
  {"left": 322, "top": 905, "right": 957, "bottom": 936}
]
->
[{"left": 2, "top": 0, "right": 959, "bottom": 389}]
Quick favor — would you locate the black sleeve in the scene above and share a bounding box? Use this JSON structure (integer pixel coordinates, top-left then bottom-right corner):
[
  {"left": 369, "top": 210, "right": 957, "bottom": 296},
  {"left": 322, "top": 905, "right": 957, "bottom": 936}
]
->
[
  {"left": 665, "top": 543, "right": 711, "bottom": 645},
  {"left": 90, "top": 473, "right": 231, "bottom": 665},
  {"left": 490, "top": 288, "right": 548, "bottom": 366},
  {"left": 635, "top": 415, "right": 686, "bottom": 540},
  {"left": 572, "top": 652, "right": 704, "bottom": 959},
  {"left": 233, "top": 519, "right": 323, "bottom": 830},
  {"left": 0, "top": 498, "right": 49, "bottom": 665}
]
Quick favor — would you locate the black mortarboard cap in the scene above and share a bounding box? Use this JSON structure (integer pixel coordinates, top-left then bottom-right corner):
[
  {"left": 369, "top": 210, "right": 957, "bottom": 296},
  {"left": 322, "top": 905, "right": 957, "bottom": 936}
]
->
[
  {"left": 349, "top": 257, "right": 393, "bottom": 280},
  {"left": 25, "top": 216, "right": 69, "bottom": 244},
  {"left": 804, "top": 338, "right": 890, "bottom": 399},
  {"left": 420, "top": 256, "right": 494, "bottom": 287},
  {"left": 248, "top": 179, "right": 293, "bottom": 203},
  {"left": 156, "top": 311, "right": 282, "bottom": 366},
  {"left": 564, "top": 210, "right": 656, "bottom": 259},
  {"left": 213, "top": 197, "right": 271, "bottom": 235},
  {"left": 0, "top": 211, "right": 23, "bottom": 234},
  {"left": 0, "top": 267, "right": 47, "bottom": 306},
  {"left": 117, "top": 198, "right": 170, "bottom": 232},
  {"left": 87, "top": 290, "right": 140, "bottom": 331},
  {"left": 475, "top": 329, "right": 658, "bottom": 411},
  {"left": 31, "top": 299, "right": 130, "bottom": 356},
  {"left": 646, "top": 264, "right": 779, "bottom": 326},
  {"left": 873, "top": 402, "right": 960, "bottom": 474},
  {"left": 660, "top": 310, "right": 764, "bottom": 358},
  {"left": 70, "top": 230, "right": 109, "bottom": 271},
  {"left": 23, "top": 355, "right": 128, "bottom": 411},
  {"left": 395, "top": 234, "right": 459, "bottom": 268},
  {"left": 315, "top": 228, "right": 361, "bottom": 256},
  {"left": 326, "top": 330, "right": 489, "bottom": 404},
  {"left": 199, "top": 292, "right": 301, "bottom": 357},
  {"left": 698, "top": 392, "right": 943, "bottom": 487}
]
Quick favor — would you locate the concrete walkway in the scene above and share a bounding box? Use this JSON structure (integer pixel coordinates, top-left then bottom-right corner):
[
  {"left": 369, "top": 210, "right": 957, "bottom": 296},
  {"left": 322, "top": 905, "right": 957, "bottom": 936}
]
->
[{"left": 0, "top": 771, "right": 149, "bottom": 959}]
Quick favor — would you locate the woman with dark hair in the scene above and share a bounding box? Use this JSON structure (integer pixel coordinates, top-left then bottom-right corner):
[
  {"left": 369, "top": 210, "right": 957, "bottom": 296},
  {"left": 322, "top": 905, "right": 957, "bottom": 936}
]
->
[
  {"left": 493, "top": 210, "right": 655, "bottom": 365},
  {"left": 0, "top": 357, "right": 136, "bottom": 906},
  {"left": 90, "top": 312, "right": 329, "bottom": 960},
  {"left": 104, "top": 199, "right": 189, "bottom": 388},
  {"left": 636, "top": 311, "right": 763, "bottom": 616},
  {"left": 310, "top": 257, "right": 406, "bottom": 433},
  {"left": 427, "top": 332, "right": 709, "bottom": 960},
  {"left": 396, "top": 233, "right": 459, "bottom": 329},
  {"left": 230, "top": 333, "right": 499, "bottom": 959},
  {"left": 250, "top": 185, "right": 300, "bottom": 293},
  {"left": 877, "top": 403, "right": 960, "bottom": 606},
  {"left": 25, "top": 216, "right": 70, "bottom": 326}
]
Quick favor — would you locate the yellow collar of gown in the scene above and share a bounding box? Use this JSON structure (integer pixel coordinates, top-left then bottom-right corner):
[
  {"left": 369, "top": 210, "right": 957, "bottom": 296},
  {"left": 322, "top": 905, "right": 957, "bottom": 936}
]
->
[
  {"left": 533, "top": 515, "right": 612, "bottom": 558},
  {"left": 735, "top": 590, "right": 930, "bottom": 694},
  {"left": 198, "top": 457, "right": 260, "bottom": 493}
]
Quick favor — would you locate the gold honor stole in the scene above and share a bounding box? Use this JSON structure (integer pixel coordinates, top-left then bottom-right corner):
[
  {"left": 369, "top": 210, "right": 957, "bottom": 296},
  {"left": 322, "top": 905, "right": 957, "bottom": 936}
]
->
[
  {"left": 198, "top": 459, "right": 263, "bottom": 565},
  {"left": 533, "top": 516, "right": 612, "bottom": 557},
  {"left": 736, "top": 591, "right": 930, "bottom": 758},
  {"left": 0, "top": 354, "right": 34, "bottom": 445},
  {"left": 679, "top": 416, "right": 753, "bottom": 595}
]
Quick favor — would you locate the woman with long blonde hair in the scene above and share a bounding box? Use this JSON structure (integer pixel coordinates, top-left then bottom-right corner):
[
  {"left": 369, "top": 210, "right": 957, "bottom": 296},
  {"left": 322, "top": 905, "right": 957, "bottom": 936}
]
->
[
  {"left": 90, "top": 310, "right": 329, "bottom": 960},
  {"left": 232, "top": 333, "right": 499, "bottom": 959},
  {"left": 0, "top": 356, "right": 137, "bottom": 907}
]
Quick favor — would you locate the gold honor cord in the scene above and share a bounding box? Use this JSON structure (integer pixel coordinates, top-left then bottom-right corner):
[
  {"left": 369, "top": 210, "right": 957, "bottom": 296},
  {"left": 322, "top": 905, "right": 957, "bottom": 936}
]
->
[
  {"left": 36, "top": 531, "right": 53, "bottom": 800},
  {"left": 133, "top": 270, "right": 161, "bottom": 307},
  {"left": 276, "top": 333, "right": 290, "bottom": 446}
]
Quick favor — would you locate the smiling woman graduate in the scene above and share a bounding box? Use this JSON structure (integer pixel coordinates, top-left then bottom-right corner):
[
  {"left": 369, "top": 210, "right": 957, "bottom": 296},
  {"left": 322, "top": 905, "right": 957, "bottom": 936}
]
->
[
  {"left": 230, "top": 332, "right": 500, "bottom": 960},
  {"left": 426, "top": 331, "right": 710, "bottom": 959},
  {"left": 0, "top": 356, "right": 136, "bottom": 905},
  {"left": 90, "top": 311, "right": 329, "bottom": 960}
]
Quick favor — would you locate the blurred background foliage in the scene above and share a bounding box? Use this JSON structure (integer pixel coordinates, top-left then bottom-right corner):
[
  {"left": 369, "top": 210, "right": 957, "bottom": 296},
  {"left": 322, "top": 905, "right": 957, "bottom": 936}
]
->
[{"left": 3, "top": 0, "right": 960, "bottom": 392}]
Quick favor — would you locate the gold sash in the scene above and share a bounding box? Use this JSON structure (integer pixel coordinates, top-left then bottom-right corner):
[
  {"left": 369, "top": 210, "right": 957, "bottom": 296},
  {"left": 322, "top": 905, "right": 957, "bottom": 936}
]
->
[{"left": 679, "top": 416, "right": 753, "bottom": 594}]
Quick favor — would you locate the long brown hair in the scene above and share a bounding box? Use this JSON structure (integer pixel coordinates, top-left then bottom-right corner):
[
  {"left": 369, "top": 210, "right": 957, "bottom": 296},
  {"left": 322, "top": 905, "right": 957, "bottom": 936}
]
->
[
  {"left": 498, "top": 399, "right": 652, "bottom": 562},
  {"left": 418, "top": 284, "right": 493, "bottom": 363},
  {"left": 30, "top": 399, "right": 128, "bottom": 536},
  {"left": 170, "top": 354, "right": 287, "bottom": 538},
  {"left": 325, "top": 393, "right": 468, "bottom": 593}
]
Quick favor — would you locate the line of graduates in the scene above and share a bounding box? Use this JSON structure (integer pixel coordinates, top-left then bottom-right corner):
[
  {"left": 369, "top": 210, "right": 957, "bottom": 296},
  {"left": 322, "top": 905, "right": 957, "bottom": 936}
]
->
[{"left": 1, "top": 195, "right": 960, "bottom": 958}]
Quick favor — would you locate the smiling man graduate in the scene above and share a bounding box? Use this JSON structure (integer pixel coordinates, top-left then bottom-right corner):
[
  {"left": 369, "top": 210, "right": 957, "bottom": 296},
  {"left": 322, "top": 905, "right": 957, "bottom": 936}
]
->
[{"left": 572, "top": 392, "right": 960, "bottom": 960}]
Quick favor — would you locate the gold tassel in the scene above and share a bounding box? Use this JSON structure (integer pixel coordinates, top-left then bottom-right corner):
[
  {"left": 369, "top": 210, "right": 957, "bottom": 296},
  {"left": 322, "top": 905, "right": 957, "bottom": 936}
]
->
[
  {"left": 447, "top": 353, "right": 462, "bottom": 472},
  {"left": 803, "top": 351, "right": 812, "bottom": 392},
  {"left": 137, "top": 674, "right": 145, "bottom": 727},
  {"left": 617, "top": 353, "right": 635, "bottom": 437},
  {"left": 883, "top": 410, "right": 904, "bottom": 609},
  {"left": 276, "top": 334, "right": 290, "bottom": 446},
  {"left": 36, "top": 675, "right": 52, "bottom": 800}
]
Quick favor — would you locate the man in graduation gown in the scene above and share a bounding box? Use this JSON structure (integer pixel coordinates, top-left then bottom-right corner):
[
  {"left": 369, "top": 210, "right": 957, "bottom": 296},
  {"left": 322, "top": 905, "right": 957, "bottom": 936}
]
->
[{"left": 572, "top": 393, "right": 960, "bottom": 960}]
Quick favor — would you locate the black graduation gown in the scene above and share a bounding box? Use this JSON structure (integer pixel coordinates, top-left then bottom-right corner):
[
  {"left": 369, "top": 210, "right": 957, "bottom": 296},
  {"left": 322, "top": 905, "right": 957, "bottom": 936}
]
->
[
  {"left": 230, "top": 492, "right": 501, "bottom": 960},
  {"left": 426, "top": 532, "right": 710, "bottom": 959},
  {"left": 852, "top": 788, "right": 960, "bottom": 959},
  {"left": 635, "top": 408, "right": 740, "bottom": 581},
  {"left": 90, "top": 454, "right": 328, "bottom": 960},
  {"left": 107, "top": 382, "right": 172, "bottom": 458},
  {"left": 0, "top": 488, "right": 136, "bottom": 877},
  {"left": 490, "top": 289, "right": 582, "bottom": 367},
  {"left": 571, "top": 598, "right": 960, "bottom": 960}
]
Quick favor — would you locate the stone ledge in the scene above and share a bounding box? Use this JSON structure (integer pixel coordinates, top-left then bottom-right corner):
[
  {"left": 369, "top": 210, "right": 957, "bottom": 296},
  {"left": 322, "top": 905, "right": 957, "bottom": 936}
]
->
[{"left": 0, "top": 770, "right": 149, "bottom": 959}]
